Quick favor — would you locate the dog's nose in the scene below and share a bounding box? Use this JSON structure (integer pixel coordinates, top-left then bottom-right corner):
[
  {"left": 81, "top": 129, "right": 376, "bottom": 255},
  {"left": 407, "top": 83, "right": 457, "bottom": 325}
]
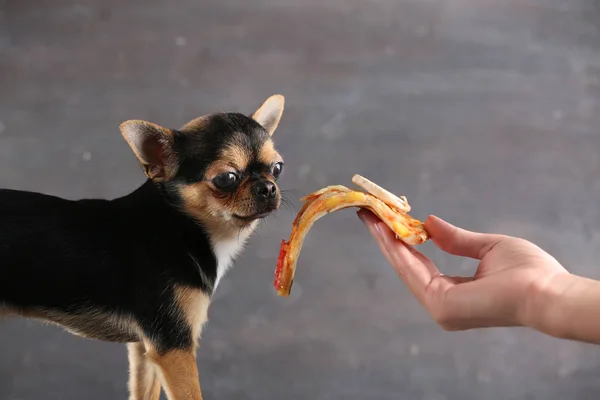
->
[{"left": 254, "top": 181, "right": 277, "bottom": 200}]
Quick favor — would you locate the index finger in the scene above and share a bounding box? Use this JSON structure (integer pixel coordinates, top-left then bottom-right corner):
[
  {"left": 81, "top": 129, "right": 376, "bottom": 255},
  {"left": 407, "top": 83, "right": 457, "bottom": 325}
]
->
[{"left": 358, "top": 210, "right": 440, "bottom": 303}]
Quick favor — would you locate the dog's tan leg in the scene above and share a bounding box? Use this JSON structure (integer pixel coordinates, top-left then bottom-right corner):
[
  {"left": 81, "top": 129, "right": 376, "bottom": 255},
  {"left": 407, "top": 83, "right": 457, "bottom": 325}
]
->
[
  {"left": 146, "top": 347, "right": 203, "bottom": 400},
  {"left": 127, "top": 342, "right": 161, "bottom": 400}
]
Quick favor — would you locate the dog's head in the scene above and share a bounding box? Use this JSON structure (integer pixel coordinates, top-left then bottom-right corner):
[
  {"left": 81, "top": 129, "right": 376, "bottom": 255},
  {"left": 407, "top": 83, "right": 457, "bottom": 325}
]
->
[{"left": 119, "top": 95, "right": 285, "bottom": 236}]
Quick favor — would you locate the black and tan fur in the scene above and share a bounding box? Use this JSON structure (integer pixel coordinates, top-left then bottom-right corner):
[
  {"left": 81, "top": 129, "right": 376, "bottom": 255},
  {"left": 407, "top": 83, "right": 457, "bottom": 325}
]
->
[{"left": 0, "top": 94, "right": 286, "bottom": 399}]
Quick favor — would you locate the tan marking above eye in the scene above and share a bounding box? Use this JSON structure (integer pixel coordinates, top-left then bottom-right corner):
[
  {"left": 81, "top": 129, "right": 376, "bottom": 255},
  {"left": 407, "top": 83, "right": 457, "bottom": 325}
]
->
[
  {"left": 258, "top": 140, "right": 282, "bottom": 166},
  {"left": 219, "top": 144, "right": 250, "bottom": 172}
]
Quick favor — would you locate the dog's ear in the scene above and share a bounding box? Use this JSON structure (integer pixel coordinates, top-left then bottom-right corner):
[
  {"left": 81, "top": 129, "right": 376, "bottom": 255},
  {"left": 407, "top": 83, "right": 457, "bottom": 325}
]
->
[
  {"left": 120, "top": 120, "right": 178, "bottom": 181},
  {"left": 251, "top": 94, "right": 285, "bottom": 136}
]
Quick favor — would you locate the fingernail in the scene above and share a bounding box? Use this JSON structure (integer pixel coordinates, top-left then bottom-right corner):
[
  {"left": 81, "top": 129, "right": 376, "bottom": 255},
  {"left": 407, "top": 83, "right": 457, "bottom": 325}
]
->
[
  {"left": 426, "top": 214, "right": 439, "bottom": 224},
  {"left": 429, "top": 215, "right": 450, "bottom": 226},
  {"left": 357, "top": 210, "right": 366, "bottom": 223},
  {"left": 425, "top": 214, "right": 444, "bottom": 229}
]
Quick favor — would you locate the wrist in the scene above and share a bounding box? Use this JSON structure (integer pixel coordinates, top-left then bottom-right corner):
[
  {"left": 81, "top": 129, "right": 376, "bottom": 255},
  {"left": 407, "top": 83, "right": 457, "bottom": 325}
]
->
[
  {"left": 523, "top": 272, "right": 577, "bottom": 338},
  {"left": 526, "top": 272, "right": 600, "bottom": 343}
]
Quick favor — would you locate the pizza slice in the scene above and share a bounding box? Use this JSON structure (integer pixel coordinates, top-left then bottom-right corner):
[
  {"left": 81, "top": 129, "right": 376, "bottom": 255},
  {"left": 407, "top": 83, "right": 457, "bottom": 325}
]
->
[{"left": 274, "top": 174, "right": 429, "bottom": 296}]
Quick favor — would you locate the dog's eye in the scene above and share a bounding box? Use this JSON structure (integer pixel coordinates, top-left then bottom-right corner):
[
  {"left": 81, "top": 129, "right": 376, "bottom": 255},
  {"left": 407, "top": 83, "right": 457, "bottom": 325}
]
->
[
  {"left": 272, "top": 162, "right": 284, "bottom": 179},
  {"left": 212, "top": 172, "right": 238, "bottom": 191}
]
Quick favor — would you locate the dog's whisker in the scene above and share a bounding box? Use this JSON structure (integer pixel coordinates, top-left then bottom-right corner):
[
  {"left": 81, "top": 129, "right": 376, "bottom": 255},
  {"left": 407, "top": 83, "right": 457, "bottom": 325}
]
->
[{"left": 280, "top": 196, "right": 297, "bottom": 213}]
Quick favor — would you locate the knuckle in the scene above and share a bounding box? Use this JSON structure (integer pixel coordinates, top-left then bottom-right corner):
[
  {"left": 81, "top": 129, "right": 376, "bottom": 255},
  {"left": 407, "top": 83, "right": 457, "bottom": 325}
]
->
[
  {"left": 441, "top": 323, "right": 463, "bottom": 332},
  {"left": 430, "top": 302, "right": 464, "bottom": 331},
  {"left": 438, "top": 321, "right": 455, "bottom": 331},
  {"left": 431, "top": 307, "right": 453, "bottom": 328},
  {"left": 435, "top": 314, "right": 462, "bottom": 331}
]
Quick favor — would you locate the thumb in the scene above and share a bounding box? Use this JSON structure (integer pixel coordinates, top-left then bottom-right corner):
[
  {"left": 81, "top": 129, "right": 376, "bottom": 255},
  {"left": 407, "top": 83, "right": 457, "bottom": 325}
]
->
[{"left": 425, "top": 215, "right": 505, "bottom": 260}]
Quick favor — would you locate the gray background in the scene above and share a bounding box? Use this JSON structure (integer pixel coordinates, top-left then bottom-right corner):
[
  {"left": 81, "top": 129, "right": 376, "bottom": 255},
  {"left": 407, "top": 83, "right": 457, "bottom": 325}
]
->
[{"left": 1, "top": 0, "right": 600, "bottom": 399}]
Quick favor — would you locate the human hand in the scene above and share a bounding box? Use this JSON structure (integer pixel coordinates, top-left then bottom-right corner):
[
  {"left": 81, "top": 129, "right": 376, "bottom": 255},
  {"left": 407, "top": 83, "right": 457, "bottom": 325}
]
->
[{"left": 357, "top": 210, "right": 570, "bottom": 331}]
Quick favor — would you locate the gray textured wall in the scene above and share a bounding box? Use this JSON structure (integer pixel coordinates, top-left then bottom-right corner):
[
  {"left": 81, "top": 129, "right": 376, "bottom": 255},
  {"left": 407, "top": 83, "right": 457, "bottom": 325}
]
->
[{"left": 1, "top": 0, "right": 600, "bottom": 399}]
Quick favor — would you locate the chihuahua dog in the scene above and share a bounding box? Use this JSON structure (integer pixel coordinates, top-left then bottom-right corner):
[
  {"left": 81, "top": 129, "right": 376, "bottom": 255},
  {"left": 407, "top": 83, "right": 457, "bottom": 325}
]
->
[{"left": 0, "top": 94, "right": 286, "bottom": 400}]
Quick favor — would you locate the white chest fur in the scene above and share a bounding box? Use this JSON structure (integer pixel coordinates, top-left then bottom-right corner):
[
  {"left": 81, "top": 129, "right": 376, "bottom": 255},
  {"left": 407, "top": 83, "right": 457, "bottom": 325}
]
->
[{"left": 211, "top": 226, "right": 254, "bottom": 291}]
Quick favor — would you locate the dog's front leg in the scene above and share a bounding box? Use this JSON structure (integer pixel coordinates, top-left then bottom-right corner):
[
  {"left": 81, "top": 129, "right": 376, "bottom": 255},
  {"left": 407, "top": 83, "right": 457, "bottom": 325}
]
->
[
  {"left": 127, "top": 342, "right": 162, "bottom": 400},
  {"left": 146, "top": 345, "right": 203, "bottom": 400}
]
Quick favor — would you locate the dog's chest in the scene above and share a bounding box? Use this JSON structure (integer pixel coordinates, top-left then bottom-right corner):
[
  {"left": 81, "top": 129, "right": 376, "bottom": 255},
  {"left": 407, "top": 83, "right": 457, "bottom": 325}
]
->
[{"left": 212, "top": 230, "right": 253, "bottom": 290}]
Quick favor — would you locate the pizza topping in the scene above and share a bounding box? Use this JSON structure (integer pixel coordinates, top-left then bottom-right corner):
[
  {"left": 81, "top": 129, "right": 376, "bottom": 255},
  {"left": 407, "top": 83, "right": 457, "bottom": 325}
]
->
[{"left": 351, "top": 174, "right": 411, "bottom": 212}]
